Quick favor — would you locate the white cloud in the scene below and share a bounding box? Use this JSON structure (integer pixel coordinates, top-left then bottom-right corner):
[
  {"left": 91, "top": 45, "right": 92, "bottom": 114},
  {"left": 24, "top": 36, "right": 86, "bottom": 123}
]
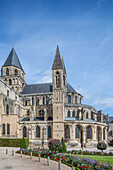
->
[{"left": 92, "top": 97, "right": 113, "bottom": 110}]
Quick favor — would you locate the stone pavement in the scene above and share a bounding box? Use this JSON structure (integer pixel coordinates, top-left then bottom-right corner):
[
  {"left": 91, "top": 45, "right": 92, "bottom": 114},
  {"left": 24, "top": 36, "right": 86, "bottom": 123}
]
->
[{"left": 0, "top": 147, "right": 71, "bottom": 170}]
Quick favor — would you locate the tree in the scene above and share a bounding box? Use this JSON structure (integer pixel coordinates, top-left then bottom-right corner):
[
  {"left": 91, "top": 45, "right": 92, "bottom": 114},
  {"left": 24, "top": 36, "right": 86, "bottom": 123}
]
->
[
  {"left": 60, "top": 137, "right": 67, "bottom": 153},
  {"left": 20, "top": 136, "right": 27, "bottom": 149},
  {"left": 97, "top": 141, "right": 107, "bottom": 153}
]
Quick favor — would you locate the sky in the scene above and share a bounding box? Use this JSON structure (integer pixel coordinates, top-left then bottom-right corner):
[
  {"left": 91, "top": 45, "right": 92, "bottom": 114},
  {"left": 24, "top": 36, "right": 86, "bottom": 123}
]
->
[{"left": 0, "top": 0, "right": 113, "bottom": 116}]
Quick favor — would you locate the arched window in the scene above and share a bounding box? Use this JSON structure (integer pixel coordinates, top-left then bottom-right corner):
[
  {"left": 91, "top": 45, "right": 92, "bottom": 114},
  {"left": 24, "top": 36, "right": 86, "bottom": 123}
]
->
[
  {"left": 43, "top": 97, "right": 45, "bottom": 105},
  {"left": 25, "top": 100, "right": 27, "bottom": 106},
  {"left": 63, "top": 75, "right": 65, "bottom": 86},
  {"left": 91, "top": 112, "right": 94, "bottom": 120},
  {"left": 56, "top": 71, "right": 60, "bottom": 88},
  {"left": 36, "top": 126, "right": 40, "bottom": 138},
  {"left": 39, "top": 110, "right": 44, "bottom": 117},
  {"left": 9, "top": 79, "right": 12, "bottom": 85},
  {"left": 6, "top": 68, "right": 9, "bottom": 75},
  {"left": 76, "top": 126, "right": 80, "bottom": 138},
  {"left": 65, "top": 126, "right": 70, "bottom": 138},
  {"left": 75, "top": 96, "right": 77, "bottom": 104},
  {"left": 86, "top": 112, "right": 88, "bottom": 119},
  {"left": 23, "top": 126, "right": 27, "bottom": 137},
  {"left": 67, "top": 111, "right": 70, "bottom": 117},
  {"left": 32, "top": 97, "right": 34, "bottom": 105},
  {"left": 68, "top": 95, "right": 71, "bottom": 104},
  {"left": 7, "top": 124, "right": 10, "bottom": 135},
  {"left": 103, "top": 128, "right": 105, "bottom": 140},
  {"left": 15, "top": 69, "right": 18, "bottom": 75},
  {"left": 2, "top": 124, "right": 5, "bottom": 135},
  {"left": 72, "top": 111, "right": 75, "bottom": 117},
  {"left": 48, "top": 126, "right": 51, "bottom": 139},
  {"left": 7, "top": 90, "right": 9, "bottom": 97},
  {"left": 6, "top": 105, "right": 9, "bottom": 115},
  {"left": 87, "top": 127, "right": 92, "bottom": 139}
]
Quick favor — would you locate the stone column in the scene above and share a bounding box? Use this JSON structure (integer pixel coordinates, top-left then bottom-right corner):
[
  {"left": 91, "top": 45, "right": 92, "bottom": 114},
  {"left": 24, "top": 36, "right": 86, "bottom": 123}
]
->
[
  {"left": 101, "top": 127, "right": 103, "bottom": 141},
  {"left": 70, "top": 124, "right": 75, "bottom": 142},
  {"left": 93, "top": 126, "right": 97, "bottom": 142},
  {"left": 43, "top": 125, "right": 47, "bottom": 146},
  {"left": 44, "top": 108, "right": 47, "bottom": 121},
  {"left": 82, "top": 126, "right": 86, "bottom": 145}
]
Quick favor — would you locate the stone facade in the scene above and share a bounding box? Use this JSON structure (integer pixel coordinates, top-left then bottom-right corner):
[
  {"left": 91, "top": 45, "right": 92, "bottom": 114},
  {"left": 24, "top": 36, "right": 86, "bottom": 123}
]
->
[{"left": 0, "top": 46, "right": 108, "bottom": 147}]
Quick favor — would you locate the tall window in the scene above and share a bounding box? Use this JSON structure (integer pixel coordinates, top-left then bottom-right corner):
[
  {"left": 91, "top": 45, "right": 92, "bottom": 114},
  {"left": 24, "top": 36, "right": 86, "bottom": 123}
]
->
[
  {"left": 65, "top": 126, "right": 70, "bottom": 138},
  {"left": 2, "top": 124, "right": 5, "bottom": 135},
  {"left": 103, "top": 128, "right": 105, "bottom": 140},
  {"left": 86, "top": 112, "right": 88, "bottom": 119},
  {"left": 23, "top": 126, "right": 27, "bottom": 137},
  {"left": 6, "top": 68, "right": 9, "bottom": 75},
  {"left": 67, "top": 111, "right": 70, "bottom": 117},
  {"left": 7, "top": 90, "right": 9, "bottom": 97},
  {"left": 76, "top": 110, "right": 79, "bottom": 119},
  {"left": 6, "top": 105, "right": 9, "bottom": 115},
  {"left": 76, "top": 126, "right": 80, "bottom": 138},
  {"left": 43, "top": 97, "right": 45, "bottom": 105},
  {"left": 32, "top": 97, "right": 34, "bottom": 105},
  {"left": 75, "top": 96, "right": 77, "bottom": 104},
  {"left": 36, "top": 126, "right": 40, "bottom": 138},
  {"left": 72, "top": 111, "right": 75, "bottom": 117},
  {"left": 87, "top": 127, "right": 92, "bottom": 139},
  {"left": 68, "top": 95, "right": 71, "bottom": 104},
  {"left": 63, "top": 75, "right": 65, "bottom": 86},
  {"left": 56, "top": 71, "right": 60, "bottom": 88},
  {"left": 25, "top": 100, "right": 27, "bottom": 106},
  {"left": 7, "top": 124, "right": 10, "bottom": 135},
  {"left": 48, "top": 126, "right": 51, "bottom": 139},
  {"left": 9, "top": 79, "right": 12, "bottom": 85},
  {"left": 15, "top": 69, "right": 18, "bottom": 75}
]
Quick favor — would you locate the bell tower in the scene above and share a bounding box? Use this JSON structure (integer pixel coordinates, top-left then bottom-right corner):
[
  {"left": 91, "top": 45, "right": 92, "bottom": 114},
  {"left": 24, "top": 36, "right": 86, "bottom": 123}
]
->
[
  {"left": 1, "top": 48, "right": 25, "bottom": 92},
  {"left": 52, "top": 45, "right": 66, "bottom": 139}
]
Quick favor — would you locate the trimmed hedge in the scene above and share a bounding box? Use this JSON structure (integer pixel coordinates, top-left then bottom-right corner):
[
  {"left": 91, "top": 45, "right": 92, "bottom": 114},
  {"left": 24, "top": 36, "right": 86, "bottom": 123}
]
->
[{"left": 0, "top": 138, "right": 29, "bottom": 147}]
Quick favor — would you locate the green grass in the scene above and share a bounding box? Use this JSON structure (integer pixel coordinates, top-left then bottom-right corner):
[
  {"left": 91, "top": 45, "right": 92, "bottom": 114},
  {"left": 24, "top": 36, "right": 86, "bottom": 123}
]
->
[{"left": 77, "top": 155, "right": 113, "bottom": 165}]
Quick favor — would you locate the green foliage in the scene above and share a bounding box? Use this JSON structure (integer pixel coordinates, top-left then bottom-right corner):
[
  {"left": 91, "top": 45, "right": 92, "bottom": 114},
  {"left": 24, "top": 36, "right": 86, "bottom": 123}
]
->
[
  {"left": 0, "top": 138, "right": 29, "bottom": 147},
  {"left": 20, "top": 137, "right": 27, "bottom": 149},
  {"left": 97, "top": 141, "right": 107, "bottom": 152},
  {"left": 48, "top": 139, "right": 62, "bottom": 152},
  {"left": 60, "top": 137, "right": 67, "bottom": 153}
]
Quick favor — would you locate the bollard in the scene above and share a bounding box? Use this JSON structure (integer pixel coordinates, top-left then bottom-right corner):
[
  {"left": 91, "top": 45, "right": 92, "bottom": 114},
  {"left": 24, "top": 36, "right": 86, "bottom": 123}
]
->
[
  {"left": 30, "top": 152, "right": 32, "bottom": 159},
  {"left": 38, "top": 154, "right": 40, "bottom": 162},
  {"left": 6, "top": 149, "right": 8, "bottom": 154},
  {"left": 12, "top": 150, "right": 14, "bottom": 156},
  {"left": 58, "top": 160, "right": 61, "bottom": 170},
  {"left": 72, "top": 167, "right": 75, "bottom": 170},
  {"left": 47, "top": 156, "right": 50, "bottom": 166},
  {"left": 21, "top": 150, "right": 22, "bottom": 157}
]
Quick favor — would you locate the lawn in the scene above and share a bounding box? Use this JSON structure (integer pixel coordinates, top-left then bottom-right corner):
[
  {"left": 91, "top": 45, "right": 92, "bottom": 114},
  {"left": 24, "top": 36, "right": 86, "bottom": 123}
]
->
[{"left": 77, "top": 155, "right": 113, "bottom": 165}]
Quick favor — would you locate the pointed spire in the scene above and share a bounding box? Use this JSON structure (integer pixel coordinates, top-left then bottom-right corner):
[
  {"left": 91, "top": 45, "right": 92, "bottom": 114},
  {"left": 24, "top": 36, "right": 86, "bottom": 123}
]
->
[
  {"left": 62, "top": 56, "right": 66, "bottom": 74},
  {"left": 52, "top": 45, "right": 63, "bottom": 70},
  {"left": 3, "top": 47, "right": 24, "bottom": 73}
]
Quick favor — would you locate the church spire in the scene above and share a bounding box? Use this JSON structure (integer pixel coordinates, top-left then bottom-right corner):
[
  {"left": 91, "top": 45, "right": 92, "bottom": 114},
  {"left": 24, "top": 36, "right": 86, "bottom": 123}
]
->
[
  {"left": 62, "top": 56, "right": 66, "bottom": 74},
  {"left": 3, "top": 47, "right": 24, "bottom": 73},
  {"left": 52, "top": 45, "right": 63, "bottom": 70}
]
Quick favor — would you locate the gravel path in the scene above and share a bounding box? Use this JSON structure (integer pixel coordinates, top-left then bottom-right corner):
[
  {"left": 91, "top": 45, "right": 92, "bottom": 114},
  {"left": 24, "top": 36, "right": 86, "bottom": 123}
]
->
[{"left": 0, "top": 147, "right": 71, "bottom": 170}]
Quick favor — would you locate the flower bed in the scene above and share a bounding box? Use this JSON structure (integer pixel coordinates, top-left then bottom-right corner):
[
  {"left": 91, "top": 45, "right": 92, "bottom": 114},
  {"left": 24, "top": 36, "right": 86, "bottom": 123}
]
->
[
  {"left": 68, "top": 150, "right": 113, "bottom": 156},
  {"left": 16, "top": 148, "right": 113, "bottom": 170}
]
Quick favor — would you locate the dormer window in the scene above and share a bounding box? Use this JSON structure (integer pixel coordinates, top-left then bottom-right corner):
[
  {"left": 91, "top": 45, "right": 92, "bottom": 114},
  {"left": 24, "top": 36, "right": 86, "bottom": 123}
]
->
[
  {"left": 56, "top": 71, "right": 60, "bottom": 88},
  {"left": 68, "top": 95, "right": 71, "bottom": 104}
]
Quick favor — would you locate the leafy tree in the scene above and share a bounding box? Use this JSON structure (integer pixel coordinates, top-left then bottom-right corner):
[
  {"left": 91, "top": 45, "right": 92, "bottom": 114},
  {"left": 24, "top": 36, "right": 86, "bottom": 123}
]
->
[
  {"left": 97, "top": 141, "right": 107, "bottom": 153},
  {"left": 20, "top": 136, "right": 27, "bottom": 149},
  {"left": 60, "top": 137, "right": 67, "bottom": 153}
]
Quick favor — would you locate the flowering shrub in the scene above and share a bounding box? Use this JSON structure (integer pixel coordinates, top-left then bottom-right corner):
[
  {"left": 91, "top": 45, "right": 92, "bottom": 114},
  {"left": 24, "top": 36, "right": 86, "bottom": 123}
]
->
[{"left": 48, "top": 139, "right": 62, "bottom": 152}]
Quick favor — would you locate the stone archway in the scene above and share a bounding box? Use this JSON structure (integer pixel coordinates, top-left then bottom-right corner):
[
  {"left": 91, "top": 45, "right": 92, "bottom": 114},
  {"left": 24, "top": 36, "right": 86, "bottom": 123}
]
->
[
  {"left": 75, "top": 125, "right": 83, "bottom": 146},
  {"left": 64, "top": 125, "right": 70, "bottom": 142}
]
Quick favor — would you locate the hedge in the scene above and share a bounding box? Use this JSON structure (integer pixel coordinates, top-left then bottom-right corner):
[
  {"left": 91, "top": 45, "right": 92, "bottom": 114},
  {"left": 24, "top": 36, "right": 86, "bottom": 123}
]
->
[{"left": 0, "top": 138, "right": 29, "bottom": 147}]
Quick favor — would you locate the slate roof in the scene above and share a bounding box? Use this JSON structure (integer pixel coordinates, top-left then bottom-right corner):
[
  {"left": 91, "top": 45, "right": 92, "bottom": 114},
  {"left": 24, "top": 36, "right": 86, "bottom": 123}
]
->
[
  {"left": 52, "top": 45, "right": 63, "bottom": 70},
  {"left": 109, "top": 116, "right": 113, "bottom": 123},
  {"left": 21, "top": 83, "right": 77, "bottom": 95},
  {"left": 3, "top": 47, "right": 24, "bottom": 73}
]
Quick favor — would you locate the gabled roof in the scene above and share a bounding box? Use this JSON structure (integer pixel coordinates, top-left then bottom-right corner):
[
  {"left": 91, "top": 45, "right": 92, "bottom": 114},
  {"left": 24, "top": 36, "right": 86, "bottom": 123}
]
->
[
  {"left": 52, "top": 45, "right": 63, "bottom": 70},
  {"left": 21, "top": 82, "right": 76, "bottom": 95},
  {"left": 3, "top": 47, "right": 24, "bottom": 73}
]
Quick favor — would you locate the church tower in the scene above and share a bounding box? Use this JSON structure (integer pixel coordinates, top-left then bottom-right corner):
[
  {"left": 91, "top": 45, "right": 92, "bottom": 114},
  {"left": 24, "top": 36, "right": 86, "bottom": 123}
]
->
[
  {"left": 52, "top": 45, "right": 67, "bottom": 139},
  {"left": 1, "top": 48, "right": 25, "bottom": 92}
]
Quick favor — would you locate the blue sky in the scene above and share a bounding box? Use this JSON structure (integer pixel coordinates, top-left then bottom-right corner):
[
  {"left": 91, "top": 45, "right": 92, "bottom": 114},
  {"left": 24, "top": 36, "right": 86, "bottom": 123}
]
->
[{"left": 0, "top": 0, "right": 113, "bottom": 116}]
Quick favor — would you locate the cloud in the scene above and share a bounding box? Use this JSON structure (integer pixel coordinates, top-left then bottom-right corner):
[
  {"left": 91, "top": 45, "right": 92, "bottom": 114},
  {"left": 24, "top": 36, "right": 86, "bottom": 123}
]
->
[{"left": 92, "top": 97, "right": 113, "bottom": 110}]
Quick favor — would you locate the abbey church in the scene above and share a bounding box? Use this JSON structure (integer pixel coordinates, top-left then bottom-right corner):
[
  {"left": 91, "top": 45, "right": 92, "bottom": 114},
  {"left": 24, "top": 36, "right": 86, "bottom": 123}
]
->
[{"left": 0, "top": 46, "right": 109, "bottom": 147}]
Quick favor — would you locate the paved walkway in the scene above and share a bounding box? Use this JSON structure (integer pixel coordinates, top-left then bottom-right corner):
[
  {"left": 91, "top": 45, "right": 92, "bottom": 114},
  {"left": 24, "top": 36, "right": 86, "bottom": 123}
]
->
[{"left": 0, "top": 147, "right": 71, "bottom": 170}]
